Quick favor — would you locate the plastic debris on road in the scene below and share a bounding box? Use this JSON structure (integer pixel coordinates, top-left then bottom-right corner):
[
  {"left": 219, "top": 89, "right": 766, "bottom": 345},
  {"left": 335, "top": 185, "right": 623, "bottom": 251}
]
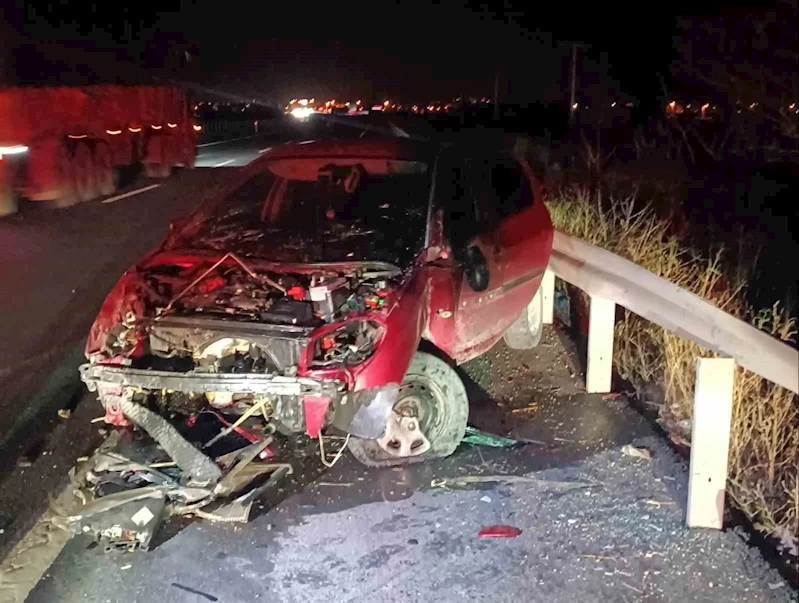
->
[
  {"left": 478, "top": 525, "right": 522, "bottom": 538},
  {"left": 462, "top": 426, "right": 519, "bottom": 448}
]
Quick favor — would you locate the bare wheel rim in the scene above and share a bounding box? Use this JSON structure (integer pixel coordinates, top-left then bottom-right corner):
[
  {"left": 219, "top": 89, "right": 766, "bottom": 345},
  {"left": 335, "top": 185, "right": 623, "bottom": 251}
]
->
[{"left": 377, "top": 375, "right": 443, "bottom": 457}]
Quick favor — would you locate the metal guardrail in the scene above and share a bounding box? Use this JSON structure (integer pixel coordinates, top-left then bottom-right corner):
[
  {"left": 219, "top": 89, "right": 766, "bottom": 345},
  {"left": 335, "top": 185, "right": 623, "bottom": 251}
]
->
[{"left": 541, "top": 230, "right": 799, "bottom": 529}]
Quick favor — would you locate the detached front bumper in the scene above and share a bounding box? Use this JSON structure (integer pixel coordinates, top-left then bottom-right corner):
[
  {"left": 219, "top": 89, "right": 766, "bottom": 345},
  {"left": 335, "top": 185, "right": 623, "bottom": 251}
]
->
[
  {"left": 79, "top": 363, "right": 396, "bottom": 440},
  {"left": 79, "top": 363, "right": 341, "bottom": 398}
]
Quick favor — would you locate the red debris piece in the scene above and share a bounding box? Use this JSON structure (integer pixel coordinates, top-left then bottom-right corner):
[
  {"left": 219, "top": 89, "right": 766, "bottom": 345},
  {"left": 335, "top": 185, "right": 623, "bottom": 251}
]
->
[
  {"left": 103, "top": 397, "right": 131, "bottom": 427},
  {"left": 303, "top": 396, "right": 332, "bottom": 438},
  {"left": 478, "top": 525, "right": 522, "bottom": 538},
  {"left": 287, "top": 285, "right": 306, "bottom": 301}
]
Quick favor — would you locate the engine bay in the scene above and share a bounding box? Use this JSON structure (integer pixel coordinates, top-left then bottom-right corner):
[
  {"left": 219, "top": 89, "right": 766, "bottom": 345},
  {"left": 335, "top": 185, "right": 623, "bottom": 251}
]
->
[{"left": 100, "top": 254, "right": 399, "bottom": 379}]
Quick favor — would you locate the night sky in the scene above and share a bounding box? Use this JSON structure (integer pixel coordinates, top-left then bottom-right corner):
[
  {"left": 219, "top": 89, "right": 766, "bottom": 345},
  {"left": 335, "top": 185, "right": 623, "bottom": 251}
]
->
[{"left": 1, "top": 0, "right": 773, "bottom": 107}]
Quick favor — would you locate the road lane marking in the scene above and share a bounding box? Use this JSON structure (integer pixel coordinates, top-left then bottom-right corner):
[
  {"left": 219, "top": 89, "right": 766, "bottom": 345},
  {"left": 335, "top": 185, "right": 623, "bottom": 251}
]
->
[
  {"left": 258, "top": 147, "right": 272, "bottom": 153},
  {"left": 196, "top": 135, "right": 256, "bottom": 148},
  {"left": 213, "top": 159, "right": 236, "bottom": 167},
  {"left": 101, "top": 183, "right": 161, "bottom": 204}
]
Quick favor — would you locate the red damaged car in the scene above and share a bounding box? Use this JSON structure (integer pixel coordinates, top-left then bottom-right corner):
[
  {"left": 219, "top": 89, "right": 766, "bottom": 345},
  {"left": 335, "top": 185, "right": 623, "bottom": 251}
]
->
[{"left": 80, "top": 138, "right": 553, "bottom": 469}]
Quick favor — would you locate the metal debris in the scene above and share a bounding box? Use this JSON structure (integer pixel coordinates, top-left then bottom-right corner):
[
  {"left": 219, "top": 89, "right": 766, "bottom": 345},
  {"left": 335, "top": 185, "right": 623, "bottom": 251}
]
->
[
  {"left": 62, "top": 422, "right": 293, "bottom": 552},
  {"left": 621, "top": 444, "right": 653, "bottom": 461},
  {"left": 431, "top": 474, "right": 600, "bottom": 493},
  {"left": 67, "top": 487, "right": 167, "bottom": 552},
  {"left": 119, "top": 396, "right": 222, "bottom": 485}
]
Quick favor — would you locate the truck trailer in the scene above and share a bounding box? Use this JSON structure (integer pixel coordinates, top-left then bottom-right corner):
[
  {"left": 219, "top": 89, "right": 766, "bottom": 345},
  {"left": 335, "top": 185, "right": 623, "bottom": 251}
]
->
[{"left": 0, "top": 84, "right": 198, "bottom": 216}]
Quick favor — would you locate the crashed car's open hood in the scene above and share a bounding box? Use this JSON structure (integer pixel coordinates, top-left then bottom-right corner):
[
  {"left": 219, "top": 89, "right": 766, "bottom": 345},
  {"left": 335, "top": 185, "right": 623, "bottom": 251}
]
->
[{"left": 140, "top": 250, "right": 404, "bottom": 277}]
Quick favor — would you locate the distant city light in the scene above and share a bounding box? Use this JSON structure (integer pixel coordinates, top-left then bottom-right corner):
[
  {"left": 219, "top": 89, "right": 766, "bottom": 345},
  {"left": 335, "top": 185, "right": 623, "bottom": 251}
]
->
[
  {"left": 383, "top": 100, "right": 390, "bottom": 106},
  {"left": 611, "top": 101, "right": 617, "bottom": 107},
  {"left": 572, "top": 103, "right": 579, "bottom": 110}
]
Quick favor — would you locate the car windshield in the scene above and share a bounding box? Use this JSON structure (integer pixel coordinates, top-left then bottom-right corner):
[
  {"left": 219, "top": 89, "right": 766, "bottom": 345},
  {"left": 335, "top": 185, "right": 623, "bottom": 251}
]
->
[{"left": 180, "top": 158, "right": 432, "bottom": 268}]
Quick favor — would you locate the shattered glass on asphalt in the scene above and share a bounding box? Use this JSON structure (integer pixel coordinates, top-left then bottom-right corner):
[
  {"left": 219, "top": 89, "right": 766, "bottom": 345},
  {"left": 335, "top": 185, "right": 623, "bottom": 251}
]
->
[{"left": 176, "top": 166, "right": 431, "bottom": 269}]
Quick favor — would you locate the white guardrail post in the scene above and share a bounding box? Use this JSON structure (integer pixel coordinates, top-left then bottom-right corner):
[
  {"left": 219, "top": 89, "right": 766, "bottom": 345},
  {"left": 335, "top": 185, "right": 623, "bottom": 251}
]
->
[
  {"left": 687, "top": 357, "right": 736, "bottom": 529},
  {"left": 587, "top": 295, "right": 615, "bottom": 393},
  {"left": 541, "top": 269, "right": 555, "bottom": 325}
]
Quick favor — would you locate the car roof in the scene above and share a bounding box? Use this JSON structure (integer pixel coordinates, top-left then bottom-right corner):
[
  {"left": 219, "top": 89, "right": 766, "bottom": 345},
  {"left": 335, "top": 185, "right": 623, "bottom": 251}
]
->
[{"left": 261, "top": 138, "right": 434, "bottom": 162}]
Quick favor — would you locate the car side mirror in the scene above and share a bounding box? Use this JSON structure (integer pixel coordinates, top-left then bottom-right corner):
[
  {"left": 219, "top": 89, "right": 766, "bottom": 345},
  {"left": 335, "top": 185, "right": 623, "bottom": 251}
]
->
[{"left": 464, "top": 245, "right": 489, "bottom": 292}]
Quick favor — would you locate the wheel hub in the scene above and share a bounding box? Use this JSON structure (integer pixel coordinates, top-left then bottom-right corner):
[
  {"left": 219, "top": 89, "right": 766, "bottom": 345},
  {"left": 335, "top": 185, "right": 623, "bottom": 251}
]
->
[
  {"left": 377, "top": 413, "right": 431, "bottom": 458},
  {"left": 376, "top": 383, "right": 434, "bottom": 458}
]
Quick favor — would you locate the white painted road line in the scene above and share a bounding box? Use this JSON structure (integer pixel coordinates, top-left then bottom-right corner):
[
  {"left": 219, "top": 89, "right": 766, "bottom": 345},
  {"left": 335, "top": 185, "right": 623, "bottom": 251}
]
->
[
  {"left": 196, "top": 135, "right": 257, "bottom": 148},
  {"left": 213, "top": 159, "right": 236, "bottom": 167},
  {"left": 101, "top": 183, "right": 162, "bottom": 204}
]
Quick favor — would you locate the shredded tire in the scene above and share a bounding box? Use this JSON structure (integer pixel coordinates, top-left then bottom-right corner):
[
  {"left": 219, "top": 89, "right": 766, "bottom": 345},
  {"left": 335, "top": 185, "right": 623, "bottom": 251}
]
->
[{"left": 348, "top": 351, "right": 469, "bottom": 467}]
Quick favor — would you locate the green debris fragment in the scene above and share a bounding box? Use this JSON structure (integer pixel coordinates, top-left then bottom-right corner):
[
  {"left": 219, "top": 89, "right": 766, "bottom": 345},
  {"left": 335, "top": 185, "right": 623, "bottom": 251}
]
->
[{"left": 462, "top": 426, "right": 519, "bottom": 448}]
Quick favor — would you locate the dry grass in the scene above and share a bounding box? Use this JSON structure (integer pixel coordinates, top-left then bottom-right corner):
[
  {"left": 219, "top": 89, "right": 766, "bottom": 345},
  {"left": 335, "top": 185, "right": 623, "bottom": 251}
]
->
[{"left": 547, "top": 188, "right": 798, "bottom": 544}]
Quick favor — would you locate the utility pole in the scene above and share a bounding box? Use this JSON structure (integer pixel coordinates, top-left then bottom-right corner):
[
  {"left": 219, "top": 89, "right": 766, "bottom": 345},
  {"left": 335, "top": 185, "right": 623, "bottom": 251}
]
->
[
  {"left": 569, "top": 43, "right": 578, "bottom": 127},
  {"left": 493, "top": 67, "right": 500, "bottom": 121}
]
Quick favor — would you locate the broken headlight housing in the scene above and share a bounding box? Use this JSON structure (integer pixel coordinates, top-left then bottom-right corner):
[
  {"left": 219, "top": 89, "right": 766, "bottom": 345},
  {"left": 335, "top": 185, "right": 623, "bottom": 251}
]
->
[{"left": 309, "top": 320, "right": 384, "bottom": 368}]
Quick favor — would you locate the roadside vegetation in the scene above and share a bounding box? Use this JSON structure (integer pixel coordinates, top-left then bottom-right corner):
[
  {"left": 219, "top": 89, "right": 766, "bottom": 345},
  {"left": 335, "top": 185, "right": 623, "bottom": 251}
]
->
[{"left": 547, "top": 188, "right": 798, "bottom": 550}]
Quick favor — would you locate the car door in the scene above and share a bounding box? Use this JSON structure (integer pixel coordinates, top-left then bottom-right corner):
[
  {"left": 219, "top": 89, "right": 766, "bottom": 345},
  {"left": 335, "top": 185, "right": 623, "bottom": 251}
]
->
[
  {"left": 487, "top": 154, "right": 553, "bottom": 325},
  {"left": 437, "top": 154, "right": 510, "bottom": 360}
]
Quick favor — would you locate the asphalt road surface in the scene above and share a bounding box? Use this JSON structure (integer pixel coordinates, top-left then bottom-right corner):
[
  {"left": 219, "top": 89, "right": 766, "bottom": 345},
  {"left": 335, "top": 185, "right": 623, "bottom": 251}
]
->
[
  {"left": 6, "top": 329, "right": 794, "bottom": 603},
  {"left": 195, "top": 135, "right": 277, "bottom": 168}
]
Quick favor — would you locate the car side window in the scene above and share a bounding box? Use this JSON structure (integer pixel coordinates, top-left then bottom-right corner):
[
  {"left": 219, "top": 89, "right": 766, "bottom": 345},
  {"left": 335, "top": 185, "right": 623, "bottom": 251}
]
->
[
  {"left": 489, "top": 158, "right": 533, "bottom": 219},
  {"left": 439, "top": 156, "right": 480, "bottom": 252}
]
